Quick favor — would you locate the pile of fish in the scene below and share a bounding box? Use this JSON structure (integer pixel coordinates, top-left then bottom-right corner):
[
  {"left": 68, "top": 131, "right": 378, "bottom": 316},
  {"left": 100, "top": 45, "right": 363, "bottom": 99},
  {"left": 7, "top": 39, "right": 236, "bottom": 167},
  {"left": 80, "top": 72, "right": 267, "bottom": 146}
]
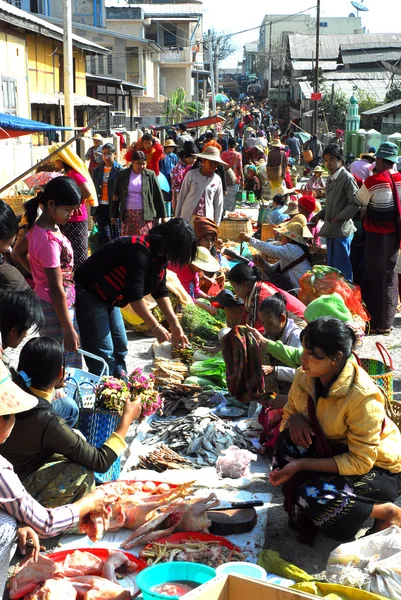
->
[
  {"left": 144, "top": 412, "right": 254, "bottom": 467},
  {"left": 135, "top": 444, "right": 193, "bottom": 472},
  {"left": 162, "top": 387, "right": 210, "bottom": 417}
]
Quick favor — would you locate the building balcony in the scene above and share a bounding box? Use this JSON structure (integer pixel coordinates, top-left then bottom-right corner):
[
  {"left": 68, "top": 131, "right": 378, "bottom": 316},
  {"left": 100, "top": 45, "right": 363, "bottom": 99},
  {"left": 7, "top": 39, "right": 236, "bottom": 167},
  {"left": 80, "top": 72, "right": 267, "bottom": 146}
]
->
[{"left": 160, "top": 48, "right": 191, "bottom": 64}]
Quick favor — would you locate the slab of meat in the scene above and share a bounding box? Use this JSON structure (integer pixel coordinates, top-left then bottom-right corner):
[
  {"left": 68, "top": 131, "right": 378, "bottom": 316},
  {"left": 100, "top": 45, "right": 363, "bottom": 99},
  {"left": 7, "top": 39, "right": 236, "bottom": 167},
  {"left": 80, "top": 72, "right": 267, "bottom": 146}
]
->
[
  {"left": 68, "top": 576, "right": 131, "bottom": 600},
  {"left": 26, "top": 579, "right": 77, "bottom": 600},
  {"left": 9, "top": 555, "right": 60, "bottom": 599},
  {"left": 101, "top": 551, "right": 138, "bottom": 584},
  {"left": 62, "top": 551, "right": 104, "bottom": 576}
]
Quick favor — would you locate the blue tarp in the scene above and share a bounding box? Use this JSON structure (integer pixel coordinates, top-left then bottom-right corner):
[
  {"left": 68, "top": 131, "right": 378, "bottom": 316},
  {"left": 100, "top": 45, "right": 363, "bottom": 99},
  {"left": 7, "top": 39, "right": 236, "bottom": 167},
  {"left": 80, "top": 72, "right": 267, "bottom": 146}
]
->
[{"left": 0, "top": 113, "right": 72, "bottom": 139}]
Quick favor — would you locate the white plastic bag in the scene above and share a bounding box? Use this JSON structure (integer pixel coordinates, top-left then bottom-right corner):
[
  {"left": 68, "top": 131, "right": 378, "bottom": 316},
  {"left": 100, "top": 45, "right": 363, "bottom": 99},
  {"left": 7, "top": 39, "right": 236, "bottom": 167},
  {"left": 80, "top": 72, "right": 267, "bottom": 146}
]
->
[
  {"left": 327, "top": 525, "right": 401, "bottom": 598},
  {"left": 216, "top": 445, "right": 256, "bottom": 479}
]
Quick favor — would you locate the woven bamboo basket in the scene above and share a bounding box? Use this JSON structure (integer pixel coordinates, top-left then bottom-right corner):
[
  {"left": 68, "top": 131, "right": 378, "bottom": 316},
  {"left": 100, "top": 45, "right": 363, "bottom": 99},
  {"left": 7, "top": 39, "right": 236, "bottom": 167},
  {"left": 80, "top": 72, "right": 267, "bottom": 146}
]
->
[
  {"left": 1, "top": 190, "right": 34, "bottom": 216},
  {"left": 261, "top": 223, "right": 276, "bottom": 241},
  {"left": 218, "top": 218, "right": 253, "bottom": 242},
  {"left": 224, "top": 306, "right": 244, "bottom": 328}
]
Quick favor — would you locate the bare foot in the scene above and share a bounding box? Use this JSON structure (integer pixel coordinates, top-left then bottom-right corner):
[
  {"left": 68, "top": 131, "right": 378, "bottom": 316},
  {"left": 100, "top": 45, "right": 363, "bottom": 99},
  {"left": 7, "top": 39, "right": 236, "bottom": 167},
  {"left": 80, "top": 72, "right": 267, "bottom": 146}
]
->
[{"left": 370, "top": 503, "right": 401, "bottom": 533}]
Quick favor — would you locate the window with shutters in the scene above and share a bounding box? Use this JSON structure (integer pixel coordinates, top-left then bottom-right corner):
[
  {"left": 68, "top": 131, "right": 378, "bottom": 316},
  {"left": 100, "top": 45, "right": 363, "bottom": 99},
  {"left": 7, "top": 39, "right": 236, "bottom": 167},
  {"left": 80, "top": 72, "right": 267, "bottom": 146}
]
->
[{"left": 2, "top": 77, "right": 17, "bottom": 115}]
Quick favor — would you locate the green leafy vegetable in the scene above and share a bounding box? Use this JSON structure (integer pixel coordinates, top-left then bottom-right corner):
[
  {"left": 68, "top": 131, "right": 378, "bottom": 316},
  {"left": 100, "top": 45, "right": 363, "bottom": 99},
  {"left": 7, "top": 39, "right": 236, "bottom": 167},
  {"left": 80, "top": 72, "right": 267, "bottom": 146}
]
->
[
  {"left": 189, "top": 357, "right": 227, "bottom": 387},
  {"left": 180, "top": 303, "right": 226, "bottom": 342}
]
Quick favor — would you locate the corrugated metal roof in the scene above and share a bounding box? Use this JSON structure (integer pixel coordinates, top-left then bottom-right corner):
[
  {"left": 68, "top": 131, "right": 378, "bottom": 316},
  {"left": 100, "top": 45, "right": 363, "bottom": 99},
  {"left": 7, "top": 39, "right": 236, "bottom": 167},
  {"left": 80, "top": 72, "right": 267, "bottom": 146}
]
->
[
  {"left": 298, "top": 78, "right": 392, "bottom": 102},
  {"left": 292, "top": 60, "right": 338, "bottom": 71},
  {"left": 362, "top": 98, "right": 401, "bottom": 115},
  {"left": 289, "top": 33, "right": 401, "bottom": 61},
  {"left": 341, "top": 49, "right": 401, "bottom": 65},
  {"left": 30, "top": 92, "right": 111, "bottom": 107},
  {"left": 106, "top": 1, "right": 203, "bottom": 16},
  {"left": 0, "top": 0, "right": 108, "bottom": 53}
]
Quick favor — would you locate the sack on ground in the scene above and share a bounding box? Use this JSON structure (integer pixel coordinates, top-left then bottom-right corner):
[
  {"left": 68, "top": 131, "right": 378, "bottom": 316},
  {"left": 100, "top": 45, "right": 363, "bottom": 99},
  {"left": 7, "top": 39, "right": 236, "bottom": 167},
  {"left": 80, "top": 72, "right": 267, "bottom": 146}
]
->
[{"left": 326, "top": 525, "right": 401, "bottom": 599}]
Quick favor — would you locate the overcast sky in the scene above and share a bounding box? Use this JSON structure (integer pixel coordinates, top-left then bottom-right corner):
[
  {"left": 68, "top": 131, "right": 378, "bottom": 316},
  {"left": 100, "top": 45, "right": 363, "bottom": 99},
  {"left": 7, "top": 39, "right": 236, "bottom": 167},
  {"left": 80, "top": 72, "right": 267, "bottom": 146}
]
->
[{"left": 201, "top": 0, "right": 399, "bottom": 68}]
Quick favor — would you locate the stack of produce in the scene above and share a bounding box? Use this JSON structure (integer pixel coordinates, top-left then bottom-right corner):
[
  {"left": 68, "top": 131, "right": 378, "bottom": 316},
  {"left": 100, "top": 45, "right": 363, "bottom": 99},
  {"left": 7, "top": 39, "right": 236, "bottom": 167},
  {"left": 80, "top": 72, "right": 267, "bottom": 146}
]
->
[
  {"left": 144, "top": 413, "right": 253, "bottom": 467},
  {"left": 180, "top": 303, "right": 226, "bottom": 343},
  {"left": 185, "top": 356, "right": 227, "bottom": 389},
  {"left": 135, "top": 444, "right": 193, "bottom": 472},
  {"left": 152, "top": 358, "right": 189, "bottom": 387}
]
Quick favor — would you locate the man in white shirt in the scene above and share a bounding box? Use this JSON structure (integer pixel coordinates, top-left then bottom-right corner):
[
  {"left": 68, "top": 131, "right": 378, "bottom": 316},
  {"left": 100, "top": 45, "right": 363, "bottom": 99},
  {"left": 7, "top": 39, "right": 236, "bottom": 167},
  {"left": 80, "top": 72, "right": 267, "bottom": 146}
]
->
[{"left": 349, "top": 152, "right": 375, "bottom": 181}]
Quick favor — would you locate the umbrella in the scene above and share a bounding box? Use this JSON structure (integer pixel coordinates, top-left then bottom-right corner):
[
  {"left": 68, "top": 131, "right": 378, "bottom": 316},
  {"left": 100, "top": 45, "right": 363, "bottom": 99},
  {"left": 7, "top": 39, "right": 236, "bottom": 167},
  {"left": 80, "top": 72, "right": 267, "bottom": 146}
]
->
[
  {"left": 24, "top": 170, "right": 62, "bottom": 190},
  {"left": 215, "top": 93, "right": 230, "bottom": 103},
  {"left": 157, "top": 172, "right": 170, "bottom": 193},
  {"left": 295, "top": 132, "right": 311, "bottom": 144}
]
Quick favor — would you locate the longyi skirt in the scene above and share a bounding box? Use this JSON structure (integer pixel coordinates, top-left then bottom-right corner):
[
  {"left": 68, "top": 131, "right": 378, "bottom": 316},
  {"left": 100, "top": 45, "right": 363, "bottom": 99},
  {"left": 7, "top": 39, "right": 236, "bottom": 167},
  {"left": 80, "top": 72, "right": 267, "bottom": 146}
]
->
[{"left": 122, "top": 209, "right": 154, "bottom": 236}]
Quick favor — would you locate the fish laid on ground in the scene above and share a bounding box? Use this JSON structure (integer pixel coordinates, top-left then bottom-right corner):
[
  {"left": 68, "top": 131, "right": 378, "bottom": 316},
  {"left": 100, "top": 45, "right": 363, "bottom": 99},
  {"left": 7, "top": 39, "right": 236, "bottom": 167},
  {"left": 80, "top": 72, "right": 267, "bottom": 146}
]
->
[{"left": 144, "top": 412, "right": 253, "bottom": 466}]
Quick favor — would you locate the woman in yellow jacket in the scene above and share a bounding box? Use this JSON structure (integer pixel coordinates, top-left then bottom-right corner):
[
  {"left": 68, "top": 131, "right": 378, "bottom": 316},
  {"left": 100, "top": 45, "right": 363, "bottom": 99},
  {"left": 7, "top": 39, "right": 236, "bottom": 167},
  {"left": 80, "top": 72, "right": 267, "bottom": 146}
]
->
[{"left": 270, "top": 316, "right": 401, "bottom": 542}]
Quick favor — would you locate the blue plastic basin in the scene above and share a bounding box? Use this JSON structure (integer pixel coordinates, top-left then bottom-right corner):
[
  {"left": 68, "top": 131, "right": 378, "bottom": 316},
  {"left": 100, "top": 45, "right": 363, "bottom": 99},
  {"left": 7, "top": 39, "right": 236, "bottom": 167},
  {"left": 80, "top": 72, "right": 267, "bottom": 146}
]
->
[{"left": 136, "top": 562, "right": 216, "bottom": 600}]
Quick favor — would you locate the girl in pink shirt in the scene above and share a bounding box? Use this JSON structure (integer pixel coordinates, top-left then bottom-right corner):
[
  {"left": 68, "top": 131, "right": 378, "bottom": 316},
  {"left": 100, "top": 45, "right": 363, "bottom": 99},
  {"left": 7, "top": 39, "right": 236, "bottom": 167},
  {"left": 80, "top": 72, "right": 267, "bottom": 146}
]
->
[{"left": 15, "top": 177, "right": 82, "bottom": 369}]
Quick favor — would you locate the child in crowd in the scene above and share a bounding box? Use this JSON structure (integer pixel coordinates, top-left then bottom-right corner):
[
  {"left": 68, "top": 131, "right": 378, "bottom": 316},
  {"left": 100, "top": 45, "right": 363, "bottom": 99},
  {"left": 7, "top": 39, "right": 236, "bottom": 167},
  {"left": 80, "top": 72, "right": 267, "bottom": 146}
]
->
[
  {"left": 244, "top": 165, "right": 261, "bottom": 200},
  {"left": 0, "top": 290, "right": 43, "bottom": 360},
  {"left": 3, "top": 336, "right": 141, "bottom": 507},
  {"left": 14, "top": 177, "right": 82, "bottom": 369}
]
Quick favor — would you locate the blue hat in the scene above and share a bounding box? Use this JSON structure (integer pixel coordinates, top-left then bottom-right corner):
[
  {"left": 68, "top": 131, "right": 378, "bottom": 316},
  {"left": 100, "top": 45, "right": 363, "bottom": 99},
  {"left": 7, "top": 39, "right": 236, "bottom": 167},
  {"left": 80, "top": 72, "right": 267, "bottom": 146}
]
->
[{"left": 375, "top": 142, "right": 399, "bottom": 163}]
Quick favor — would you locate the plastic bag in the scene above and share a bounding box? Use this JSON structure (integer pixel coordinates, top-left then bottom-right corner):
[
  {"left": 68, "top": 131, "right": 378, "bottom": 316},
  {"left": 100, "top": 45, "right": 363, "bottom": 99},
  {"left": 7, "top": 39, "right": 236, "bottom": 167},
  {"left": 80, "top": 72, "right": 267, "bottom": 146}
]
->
[
  {"left": 216, "top": 445, "right": 256, "bottom": 478},
  {"left": 299, "top": 266, "right": 370, "bottom": 323},
  {"left": 326, "top": 525, "right": 401, "bottom": 599}
]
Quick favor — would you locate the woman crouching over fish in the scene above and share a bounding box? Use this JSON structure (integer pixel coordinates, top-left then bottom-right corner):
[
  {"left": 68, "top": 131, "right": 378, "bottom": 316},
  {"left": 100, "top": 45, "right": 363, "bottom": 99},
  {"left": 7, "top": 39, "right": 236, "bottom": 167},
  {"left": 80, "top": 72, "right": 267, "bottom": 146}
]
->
[
  {"left": 1, "top": 337, "right": 141, "bottom": 507},
  {"left": 0, "top": 362, "right": 112, "bottom": 597},
  {"left": 270, "top": 317, "right": 401, "bottom": 545}
]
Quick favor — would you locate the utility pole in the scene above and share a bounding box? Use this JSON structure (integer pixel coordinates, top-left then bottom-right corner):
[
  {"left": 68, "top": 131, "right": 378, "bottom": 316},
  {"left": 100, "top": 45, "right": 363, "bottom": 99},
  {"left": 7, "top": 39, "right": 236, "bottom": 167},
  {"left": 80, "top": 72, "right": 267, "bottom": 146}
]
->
[
  {"left": 215, "top": 36, "right": 220, "bottom": 97},
  {"left": 267, "top": 20, "right": 273, "bottom": 98},
  {"left": 314, "top": 0, "right": 321, "bottom": 134},
  {"left": 63, "top": 0, "right": 74, "bottom": 140},
  {"left": 208, "top": 30, "right": 217, "bottom": 116}
]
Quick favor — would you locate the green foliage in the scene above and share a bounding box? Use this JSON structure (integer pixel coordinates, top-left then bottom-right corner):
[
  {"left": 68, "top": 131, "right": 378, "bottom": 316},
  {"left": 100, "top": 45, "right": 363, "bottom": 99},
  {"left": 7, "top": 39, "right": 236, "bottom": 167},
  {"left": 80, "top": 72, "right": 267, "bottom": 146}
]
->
[
  {"left": 320, "top": 86, "right": 348, "bottom": 131},
  {"left": 163, "top": 87, "right": 203, "bottom": 123},
  {"left": 385, "top": 80, "right": 401, "bottom": 104},
  {"left": 356, "top": 90, "right": 380, "bottom": 128}
]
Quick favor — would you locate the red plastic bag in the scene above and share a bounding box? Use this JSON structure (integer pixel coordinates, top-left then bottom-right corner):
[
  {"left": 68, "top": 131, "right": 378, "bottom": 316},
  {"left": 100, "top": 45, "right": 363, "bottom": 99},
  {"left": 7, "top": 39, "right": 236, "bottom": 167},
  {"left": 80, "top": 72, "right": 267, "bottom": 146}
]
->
[{"left": 298, "top": 266, "right": 370, "bottom": 323}]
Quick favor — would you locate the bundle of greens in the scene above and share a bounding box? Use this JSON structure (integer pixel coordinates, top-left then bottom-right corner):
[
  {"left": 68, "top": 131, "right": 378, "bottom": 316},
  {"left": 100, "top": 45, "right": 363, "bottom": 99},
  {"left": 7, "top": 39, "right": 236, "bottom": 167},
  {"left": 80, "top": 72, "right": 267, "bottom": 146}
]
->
[
  {"left": 180, "top": 303, "right": 226, "bottom": 342},
  {"left": 188, "top": 357, "right": 227, "bottom": 388}
]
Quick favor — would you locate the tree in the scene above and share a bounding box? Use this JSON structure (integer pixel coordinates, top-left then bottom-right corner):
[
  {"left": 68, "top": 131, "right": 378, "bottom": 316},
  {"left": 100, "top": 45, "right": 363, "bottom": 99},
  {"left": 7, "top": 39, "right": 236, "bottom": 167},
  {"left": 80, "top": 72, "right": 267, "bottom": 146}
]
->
[
  {"left": 320, "top": 86, "right": 348, "bottom": 131},
  {"left": 202, "top": 30, "right": 237, "bottom": 63},
  {"left": 163, "top": 87, "right": 203, "bottom": 123},
  {"left": 356, "top": 90, "right": 380, "bottom": 128},
  {"left": 385, "top": 80, "right": 401, "bottom": 104}
]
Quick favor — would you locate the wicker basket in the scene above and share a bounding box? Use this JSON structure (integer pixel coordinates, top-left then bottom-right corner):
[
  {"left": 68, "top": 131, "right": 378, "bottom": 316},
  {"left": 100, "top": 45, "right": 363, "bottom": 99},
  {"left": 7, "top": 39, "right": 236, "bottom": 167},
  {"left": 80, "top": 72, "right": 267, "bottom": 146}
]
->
[
  {"left": 224, "top": 306, "right": 244, "bottom": 328},
  {"left": 219, "top": 218, "right": 253, "bottom": 242},
  {"left": 261, "top": 223, "right": 276, "bottom": 241},
  {"left": 1, "top": 191, "right": 33, "bottom": 216}
]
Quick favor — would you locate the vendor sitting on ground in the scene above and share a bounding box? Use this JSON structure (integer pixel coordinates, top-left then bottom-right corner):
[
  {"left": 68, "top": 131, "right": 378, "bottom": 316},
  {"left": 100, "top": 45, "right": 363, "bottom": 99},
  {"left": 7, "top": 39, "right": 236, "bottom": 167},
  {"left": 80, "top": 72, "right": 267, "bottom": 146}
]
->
[
  {"left": 193, "top": 217, "right": 224, "bottom": 294},
  {"left": 239, "top": 217, "right": 311, "bottom": 292},
  {"left": 169, "top": 247, "right": 220, "bottom": 316},
  {"left": 305, "top": 165, "right": 326, "bottom": 196},
  {"left": 259, "top": 293, "right": 356, "bottom": 370},
  {"left": 227, "top": 263, "right": 306, "bottom": 333},
  {"left": 2, "top": 336, "right": 141, "bottom": 507},
  {"left": 268, "top": 192, "right": 290, "bottom": 225},
  {"left": 270, "top": 317, "right": 401, "bottom": 544},
  {"left": 0, "top": 364, "right": 111, "bottom": 597}
]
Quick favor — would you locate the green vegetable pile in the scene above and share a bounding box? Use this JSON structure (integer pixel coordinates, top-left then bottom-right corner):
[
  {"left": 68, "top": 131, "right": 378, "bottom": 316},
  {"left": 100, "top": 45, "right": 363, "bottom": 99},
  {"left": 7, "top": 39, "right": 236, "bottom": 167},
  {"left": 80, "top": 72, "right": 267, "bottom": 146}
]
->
[
  {"left": 187, "top": 357, "right": 227, "bottom": 388},
  {"left": 180, "top": 303, "right": 226, "bottom": 342}
]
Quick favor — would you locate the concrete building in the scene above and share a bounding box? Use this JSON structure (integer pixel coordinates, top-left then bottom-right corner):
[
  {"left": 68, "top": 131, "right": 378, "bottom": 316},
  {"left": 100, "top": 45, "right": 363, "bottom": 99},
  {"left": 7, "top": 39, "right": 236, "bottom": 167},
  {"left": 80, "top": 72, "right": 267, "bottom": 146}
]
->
[
  {"left": 242, "top": 42, "right": 258, "bottom": 77},
  {"left": 259, "top": 13, "right": 364, "bottom": 52},
  {"left": 106, "top": 2, "right": 204, "bottom": 101},
  {"left": 0, "top": 0, "right": 108, "bottom": 185}
]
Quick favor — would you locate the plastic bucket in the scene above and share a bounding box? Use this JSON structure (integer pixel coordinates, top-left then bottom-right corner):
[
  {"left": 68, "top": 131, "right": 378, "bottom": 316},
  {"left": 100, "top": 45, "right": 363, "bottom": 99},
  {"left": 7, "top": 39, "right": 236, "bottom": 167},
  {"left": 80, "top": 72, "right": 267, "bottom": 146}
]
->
[
  {"left": 136, "top": 562, "right": 216, "bottom": 600},
  {"left": 216, "top": 562, "right": 266, "bottom": 580}
]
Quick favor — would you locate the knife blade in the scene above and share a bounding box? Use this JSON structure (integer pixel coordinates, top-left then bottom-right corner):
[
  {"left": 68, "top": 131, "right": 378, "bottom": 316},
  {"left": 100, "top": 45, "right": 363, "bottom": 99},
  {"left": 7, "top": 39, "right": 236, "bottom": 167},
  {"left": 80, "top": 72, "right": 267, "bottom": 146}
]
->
[{"left": 207, "top": 500, "right": 264, "bottom": 512}]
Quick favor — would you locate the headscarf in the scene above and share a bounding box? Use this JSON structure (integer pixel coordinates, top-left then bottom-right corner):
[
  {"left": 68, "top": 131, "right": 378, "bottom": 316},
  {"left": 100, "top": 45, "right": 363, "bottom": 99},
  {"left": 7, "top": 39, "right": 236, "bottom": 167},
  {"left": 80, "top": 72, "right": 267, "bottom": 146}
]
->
[
  {"left": 193, "top": 216, "right": 218, "bottom": 240},
  {"left": 49, "top": 143, "right": 98, "bottom": 206}
]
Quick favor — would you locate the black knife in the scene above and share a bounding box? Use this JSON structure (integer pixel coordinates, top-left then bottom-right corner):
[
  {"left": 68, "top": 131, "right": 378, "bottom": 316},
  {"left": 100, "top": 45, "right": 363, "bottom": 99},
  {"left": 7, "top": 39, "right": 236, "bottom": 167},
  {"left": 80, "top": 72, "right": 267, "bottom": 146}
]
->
[{"left": 208, "top": 501, "right": 264, "bottom": 511}]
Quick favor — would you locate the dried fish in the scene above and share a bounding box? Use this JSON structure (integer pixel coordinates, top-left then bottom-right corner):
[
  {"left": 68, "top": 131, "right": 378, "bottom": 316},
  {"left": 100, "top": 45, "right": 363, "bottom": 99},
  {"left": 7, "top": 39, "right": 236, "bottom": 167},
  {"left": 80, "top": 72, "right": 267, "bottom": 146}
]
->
[
  {"left": 144, "top": 412, "right": 254, "bottom": 467},
  {"left": 134, "top": 444, "right": 192, "bottom": 472}
]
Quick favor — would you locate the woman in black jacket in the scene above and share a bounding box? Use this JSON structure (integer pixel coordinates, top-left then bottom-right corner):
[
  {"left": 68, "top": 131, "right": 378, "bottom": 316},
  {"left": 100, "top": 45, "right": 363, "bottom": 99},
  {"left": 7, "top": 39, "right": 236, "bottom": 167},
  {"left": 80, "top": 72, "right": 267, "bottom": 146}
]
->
[
  {"left": 3, "top": 337, "right": 141, "bottom": 507},
  {"left": 75, "top": 218, "right": 196, "bottom": 377},
  {"left": 92, "top": 143, "right": 123, "bottom": 247},
  {"left": 111, "top": 150, "right": 166, "bottom": 236}
]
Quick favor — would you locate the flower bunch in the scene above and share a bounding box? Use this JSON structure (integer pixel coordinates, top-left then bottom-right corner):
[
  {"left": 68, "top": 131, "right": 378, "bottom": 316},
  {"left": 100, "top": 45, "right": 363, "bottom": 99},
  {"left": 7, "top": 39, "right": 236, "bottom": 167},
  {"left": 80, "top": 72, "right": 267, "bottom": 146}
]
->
[
  {"left": 95, "top": 368, "right": 163, "bottom": 418},
  {"left": 127, "top": 368, "right": 163, "bottom": 418},
  {"left": 94, "top": 376, "right": 130, "bottom": 414}
]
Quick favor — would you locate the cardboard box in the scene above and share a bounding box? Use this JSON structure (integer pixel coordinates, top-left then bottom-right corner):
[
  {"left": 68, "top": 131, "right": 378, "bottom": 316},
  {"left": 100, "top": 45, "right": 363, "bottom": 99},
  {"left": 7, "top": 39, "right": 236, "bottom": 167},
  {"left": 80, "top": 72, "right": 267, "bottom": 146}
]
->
[{"left": 184, "top": 574, "right": 316, "bottom": 600}]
